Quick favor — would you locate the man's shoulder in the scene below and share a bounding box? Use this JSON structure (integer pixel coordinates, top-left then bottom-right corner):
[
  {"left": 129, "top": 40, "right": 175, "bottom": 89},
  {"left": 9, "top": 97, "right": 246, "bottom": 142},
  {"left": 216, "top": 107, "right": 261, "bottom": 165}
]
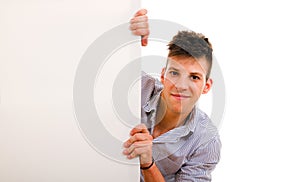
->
[
  {"left": 192, "top": 108, "right": 220, "bottom": 145},
  {"left": 141, "top": 72, "right": 162, "bottom": 90},
  {"left": 141, "top": 72, "right": 163, "bottom": 105},
  {"left": 141, "top": 71, "right": 156, "bottom": 90}
]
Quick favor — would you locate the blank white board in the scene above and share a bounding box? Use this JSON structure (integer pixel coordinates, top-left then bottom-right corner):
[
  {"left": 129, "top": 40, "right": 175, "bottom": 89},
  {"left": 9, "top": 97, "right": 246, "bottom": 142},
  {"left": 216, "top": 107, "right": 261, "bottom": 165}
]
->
[{"left": 0, "top": 0, "right": 141, "bottom": 181}]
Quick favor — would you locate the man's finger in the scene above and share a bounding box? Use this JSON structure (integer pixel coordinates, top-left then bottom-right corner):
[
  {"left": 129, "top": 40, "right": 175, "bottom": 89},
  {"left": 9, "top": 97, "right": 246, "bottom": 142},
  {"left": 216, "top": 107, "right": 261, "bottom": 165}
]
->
[
  {"left": 123, "top": 141, "right": 152, "bottom": 159},
  {"left": 123, "top": 132, "right": 152, "bottom": 148},
  {"left": 127, "top": 147, "right": 150, "bottom": 159},
  {"left": 123, "top": 140, "right": 152, "bottom": 155},
  {"left": 130, "top": 21, "right": 149, "bottom": 31},
  {"left": 130, "top": 124, "right": 149, "bottom": 136},
  {"left": 141, "top": 35, "right": 148, "bottom": 46},
  {"left": 130, "top": 15, "right": 148, "bottom": 24},
  {"left": 131, "top": 28, "right": 149, "bottom": 37},
  {"left": 134, "top": 8, "right": 147, "bottom": 17}
]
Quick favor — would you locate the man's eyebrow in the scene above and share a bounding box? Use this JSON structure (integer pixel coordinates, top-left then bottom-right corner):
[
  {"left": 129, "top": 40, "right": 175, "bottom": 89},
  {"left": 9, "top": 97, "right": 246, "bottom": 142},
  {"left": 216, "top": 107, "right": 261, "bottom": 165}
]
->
[
  {"left": 190, "top": 72, "right": 205, "bottom": 79},
  {"left": 168, "top": 67, "right": 180, "bottom": 71},
  {"left": 190, "top": 72, "right": 203, "bottom": 76}
]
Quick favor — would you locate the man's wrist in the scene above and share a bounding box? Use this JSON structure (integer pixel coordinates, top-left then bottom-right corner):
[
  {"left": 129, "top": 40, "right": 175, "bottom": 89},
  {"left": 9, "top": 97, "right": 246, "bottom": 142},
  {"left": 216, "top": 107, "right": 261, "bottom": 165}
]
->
[{"left": 140, "top": 157, "right": 155, "bottom": 170}]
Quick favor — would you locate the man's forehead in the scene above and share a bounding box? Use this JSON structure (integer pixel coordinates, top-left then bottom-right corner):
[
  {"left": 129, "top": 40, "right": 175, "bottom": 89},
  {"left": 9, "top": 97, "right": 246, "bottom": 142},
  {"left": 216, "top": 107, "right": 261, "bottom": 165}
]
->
[{"left": 166, "top": 57, "right": 208, "bottom": 75}]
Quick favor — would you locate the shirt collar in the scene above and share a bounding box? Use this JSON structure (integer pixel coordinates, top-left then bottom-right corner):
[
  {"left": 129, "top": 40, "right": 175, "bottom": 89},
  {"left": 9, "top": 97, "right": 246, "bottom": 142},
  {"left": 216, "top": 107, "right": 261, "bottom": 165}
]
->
[
  {"left": 151, "top": 108, "right": 199, "bottom": 161},
  {"left": 153, "top": 107, "right": 197, "bottom": 144}
]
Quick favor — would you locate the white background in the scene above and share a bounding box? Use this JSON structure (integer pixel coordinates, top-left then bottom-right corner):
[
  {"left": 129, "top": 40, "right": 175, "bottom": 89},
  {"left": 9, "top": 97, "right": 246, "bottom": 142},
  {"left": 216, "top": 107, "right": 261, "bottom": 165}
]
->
[{"left": 142, "top": 0, "right": 300, "bottom": 181}]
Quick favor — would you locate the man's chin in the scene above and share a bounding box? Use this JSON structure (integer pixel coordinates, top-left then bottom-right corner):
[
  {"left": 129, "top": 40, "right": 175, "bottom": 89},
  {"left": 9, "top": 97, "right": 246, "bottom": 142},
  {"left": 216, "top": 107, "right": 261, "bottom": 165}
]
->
[{"left": 171, "top": 108, "right": 190, "bottom": 115}]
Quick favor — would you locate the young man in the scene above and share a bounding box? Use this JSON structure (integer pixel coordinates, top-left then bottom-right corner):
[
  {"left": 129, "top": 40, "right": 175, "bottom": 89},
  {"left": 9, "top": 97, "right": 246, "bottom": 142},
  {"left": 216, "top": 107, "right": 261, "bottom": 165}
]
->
[{"left": 123, "top": 9, "right": 221, "bottom": 182}]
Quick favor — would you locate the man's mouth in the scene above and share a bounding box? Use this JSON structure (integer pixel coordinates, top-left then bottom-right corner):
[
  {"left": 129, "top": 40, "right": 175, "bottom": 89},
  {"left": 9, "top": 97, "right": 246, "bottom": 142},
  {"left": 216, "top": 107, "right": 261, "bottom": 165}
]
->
[{"left": 170, "top": 93, "right": 190, "bottom": 100}]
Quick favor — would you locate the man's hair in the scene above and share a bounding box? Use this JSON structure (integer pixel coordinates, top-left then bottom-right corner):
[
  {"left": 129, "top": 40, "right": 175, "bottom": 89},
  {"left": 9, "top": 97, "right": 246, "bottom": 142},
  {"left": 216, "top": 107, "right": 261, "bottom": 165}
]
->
[{"left": 167, "top": 31, "right": 213, "bottom": 80}]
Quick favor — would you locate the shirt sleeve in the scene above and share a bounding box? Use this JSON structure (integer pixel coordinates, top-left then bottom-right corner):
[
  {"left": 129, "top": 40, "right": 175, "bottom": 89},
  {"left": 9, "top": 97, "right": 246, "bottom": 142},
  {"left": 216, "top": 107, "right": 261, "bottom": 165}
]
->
[{"left": 175, "top": 136, "right": 221, "bottom": 182}]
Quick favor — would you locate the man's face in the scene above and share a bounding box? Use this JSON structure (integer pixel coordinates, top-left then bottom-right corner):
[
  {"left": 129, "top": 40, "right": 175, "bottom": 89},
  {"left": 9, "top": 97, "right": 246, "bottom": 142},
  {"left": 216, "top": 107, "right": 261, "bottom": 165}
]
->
[{"left": 160, "top": 56, "right": 212, "bottom": 115}]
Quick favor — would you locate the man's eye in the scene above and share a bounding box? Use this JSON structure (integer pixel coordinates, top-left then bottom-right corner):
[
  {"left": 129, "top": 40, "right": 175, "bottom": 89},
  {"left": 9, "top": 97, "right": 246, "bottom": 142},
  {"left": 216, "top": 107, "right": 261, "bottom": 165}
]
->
[
  {"left": 191, "top": 75, "right": 200, "bottom": 80},
  {"left": 169, "top": 71, "right": 179, "bottom": 76}
]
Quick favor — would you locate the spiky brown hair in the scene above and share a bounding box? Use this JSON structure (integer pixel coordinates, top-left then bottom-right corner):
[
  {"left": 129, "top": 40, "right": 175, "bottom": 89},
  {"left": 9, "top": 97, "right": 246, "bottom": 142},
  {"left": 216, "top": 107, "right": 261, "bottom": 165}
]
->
[{"left": 167, "top": 31, "right": 213, "bottom": 80}]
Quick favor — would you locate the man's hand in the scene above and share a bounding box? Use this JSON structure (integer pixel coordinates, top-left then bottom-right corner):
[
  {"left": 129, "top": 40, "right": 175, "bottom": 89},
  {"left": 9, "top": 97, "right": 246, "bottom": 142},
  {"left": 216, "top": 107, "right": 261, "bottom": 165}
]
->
[
  {"left": 130, "top": 9, "right": 149, "bottom": 46},
  {"left": 123, "top": 124, "right": 153, "bottom": 166}
]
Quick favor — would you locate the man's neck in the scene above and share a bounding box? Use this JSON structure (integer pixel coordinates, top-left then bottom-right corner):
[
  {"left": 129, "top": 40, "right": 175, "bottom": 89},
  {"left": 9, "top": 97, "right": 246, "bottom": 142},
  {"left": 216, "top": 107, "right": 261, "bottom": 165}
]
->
[{"left": 153, "top": 98, "right": 190, "bottom": 138}]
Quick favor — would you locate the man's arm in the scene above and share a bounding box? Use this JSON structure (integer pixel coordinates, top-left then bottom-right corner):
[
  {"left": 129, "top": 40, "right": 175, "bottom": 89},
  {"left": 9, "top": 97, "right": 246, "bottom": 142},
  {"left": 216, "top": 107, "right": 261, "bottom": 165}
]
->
[
  {"left": 175, "top": 136, "right": 221, "bottom": 182},
  {"left": 141, "top": 163, "right": 165, "bottom": 182}
]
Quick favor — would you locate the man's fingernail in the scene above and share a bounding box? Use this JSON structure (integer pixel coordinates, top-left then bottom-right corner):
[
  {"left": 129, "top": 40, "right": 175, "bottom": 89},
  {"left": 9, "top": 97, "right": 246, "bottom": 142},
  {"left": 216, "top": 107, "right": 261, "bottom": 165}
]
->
[{"left": 142, "top": 38, "right": 148, "bottom": 46}]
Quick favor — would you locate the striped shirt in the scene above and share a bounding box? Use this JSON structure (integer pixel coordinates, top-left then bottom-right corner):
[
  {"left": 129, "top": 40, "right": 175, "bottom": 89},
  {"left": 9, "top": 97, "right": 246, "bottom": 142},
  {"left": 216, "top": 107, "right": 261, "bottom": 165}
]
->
[{"left": 141, "top": 72, "right": 221, "bottom": 182}]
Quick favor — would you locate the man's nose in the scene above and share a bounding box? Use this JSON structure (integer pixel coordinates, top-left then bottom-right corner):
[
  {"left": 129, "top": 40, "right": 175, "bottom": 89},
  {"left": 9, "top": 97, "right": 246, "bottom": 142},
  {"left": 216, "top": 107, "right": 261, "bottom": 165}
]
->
[{"left": 174, "top": 76, "right": 188, "bottom": 91}]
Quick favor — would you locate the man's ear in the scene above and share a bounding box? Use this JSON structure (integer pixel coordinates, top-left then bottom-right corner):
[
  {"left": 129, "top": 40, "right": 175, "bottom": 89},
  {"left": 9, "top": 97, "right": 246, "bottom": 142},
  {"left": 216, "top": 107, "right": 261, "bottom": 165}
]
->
[
  {"left": 202, "top": 78, "right": 213, "bottom": 94},
  {"left": 160, "top": 67, "right": 166, "bottom": 83}
]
